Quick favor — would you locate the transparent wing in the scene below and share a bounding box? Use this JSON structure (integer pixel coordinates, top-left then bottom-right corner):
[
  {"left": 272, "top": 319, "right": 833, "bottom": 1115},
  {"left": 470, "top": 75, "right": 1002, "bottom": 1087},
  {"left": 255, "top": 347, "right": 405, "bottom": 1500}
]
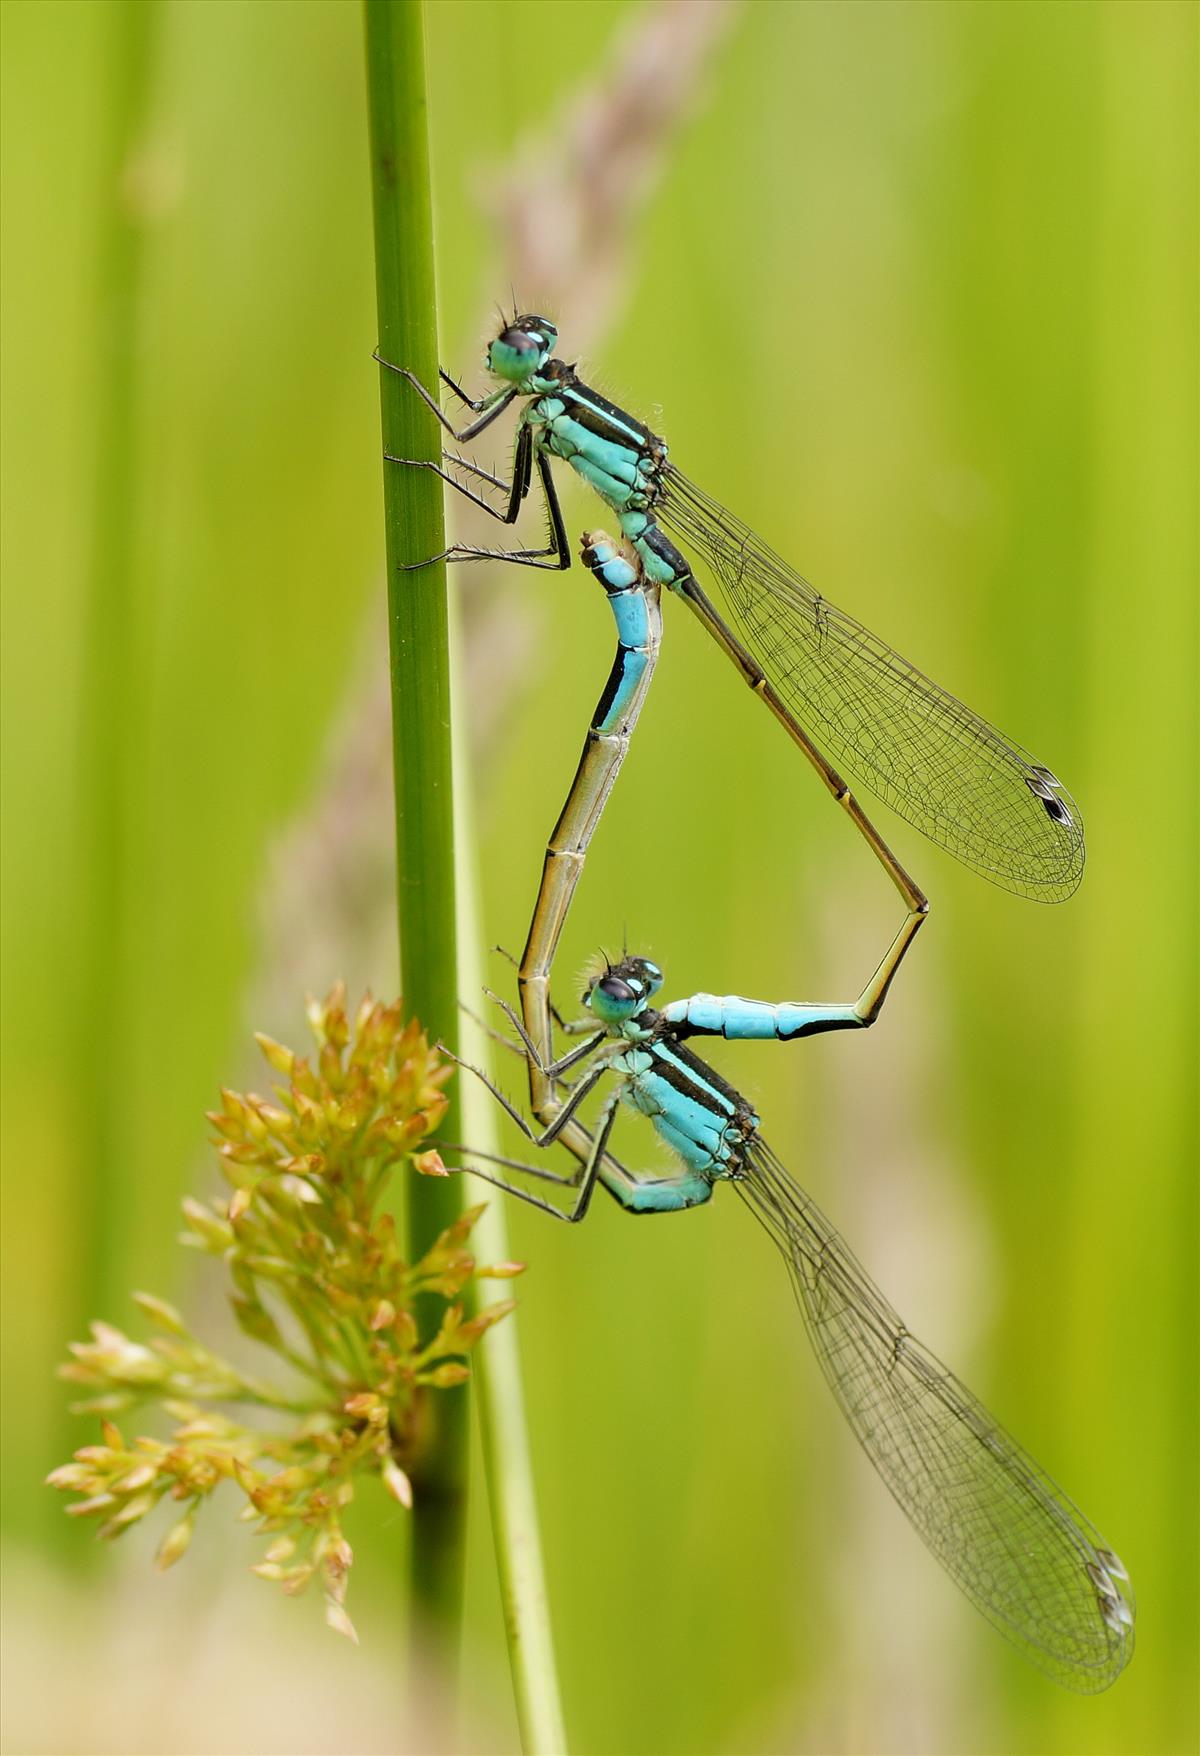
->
[
  {"left": 659, "top": 468, "right": 1084, "bottom": 900},
  {"left": 737, "top": 1141, "right": 1133, "bottom": 1691}
]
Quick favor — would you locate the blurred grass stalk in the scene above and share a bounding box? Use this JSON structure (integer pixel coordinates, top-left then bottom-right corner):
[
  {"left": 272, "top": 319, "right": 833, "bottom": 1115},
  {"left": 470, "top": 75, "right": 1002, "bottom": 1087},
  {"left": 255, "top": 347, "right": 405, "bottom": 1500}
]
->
[
  {"left": 454, "top": 692, "right": 569, "bottom": 1756},
  {"left": 72, "top": 0, "right": 161, "bottom": 1418},
  {"left": 362, "top": 3, "right": 565, "bottom": 1747}
]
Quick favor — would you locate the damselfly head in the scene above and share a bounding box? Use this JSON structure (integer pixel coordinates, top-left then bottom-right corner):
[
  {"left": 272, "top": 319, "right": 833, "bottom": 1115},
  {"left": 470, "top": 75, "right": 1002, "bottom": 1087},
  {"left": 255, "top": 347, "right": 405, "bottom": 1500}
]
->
[
  {"left": 487, "top": 313, "right": 558, "bottom": 385},
  {"left": 583, "top": 955, "right": 663, "bottom": 1024}
]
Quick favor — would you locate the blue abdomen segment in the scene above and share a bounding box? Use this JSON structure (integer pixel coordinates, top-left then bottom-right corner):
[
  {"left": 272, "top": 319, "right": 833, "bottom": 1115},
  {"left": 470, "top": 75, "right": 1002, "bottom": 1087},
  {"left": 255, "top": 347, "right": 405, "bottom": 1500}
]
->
[
  {"left": 594, "top": 643, "right": 650, "bottom": 734},
  {"left": 585, "top": 535, "right": 638, "bottom": 592},
  {"left": 661, "top": 993, "right": 863, "bottom": 1041},
  {"left": 582, "top": 537, "right": 655, "bottom": 733},
  {"left": 621, "top": 513, "right": 692, "bottom": 589},
  {"left": 623, "top": 1171, "right": 715, "bottom": 1213},
  {"left": 606, "top": 587, "right": 647, "bottom": 647}
]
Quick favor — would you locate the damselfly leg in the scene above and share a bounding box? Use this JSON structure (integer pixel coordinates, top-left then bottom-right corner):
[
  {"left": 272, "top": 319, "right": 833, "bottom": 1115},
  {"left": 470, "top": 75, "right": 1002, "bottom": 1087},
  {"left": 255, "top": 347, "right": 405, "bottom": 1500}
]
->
[
  {"left": 378, "top": 353, "right": 571, "bottom": 570},
  {"left": 443, "top": 1041, "right": 610, "bottom": 1148},
  {"left": 374, "top": 352, "right": 515, "bottom": 440},
  {"left": 448, "top": 1087, "right": 623, "bottom": 1225}
]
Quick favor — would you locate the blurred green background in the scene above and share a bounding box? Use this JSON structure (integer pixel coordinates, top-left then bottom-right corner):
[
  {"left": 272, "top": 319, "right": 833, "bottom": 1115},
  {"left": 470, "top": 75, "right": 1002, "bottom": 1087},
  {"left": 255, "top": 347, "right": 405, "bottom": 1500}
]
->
[{"left": 2, "top": 1, "right": 1196, "bottom": 1752}]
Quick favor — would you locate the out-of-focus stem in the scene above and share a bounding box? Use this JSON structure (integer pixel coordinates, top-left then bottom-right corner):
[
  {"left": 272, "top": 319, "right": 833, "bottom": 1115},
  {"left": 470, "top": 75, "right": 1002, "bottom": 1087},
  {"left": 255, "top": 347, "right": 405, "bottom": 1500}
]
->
[
  {"left": 69, "top": 0, "right": 161, "bottom": 1530},
  {"left": 453, "top": 666, "right": 569, "bottom": 1754}
]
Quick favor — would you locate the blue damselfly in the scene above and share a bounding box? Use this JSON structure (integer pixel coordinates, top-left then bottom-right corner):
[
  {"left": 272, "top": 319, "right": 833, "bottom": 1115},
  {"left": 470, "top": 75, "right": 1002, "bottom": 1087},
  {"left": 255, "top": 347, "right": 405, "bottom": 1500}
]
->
[
  {"left": 447, "top": 956, "right": 1134, "bottom": 1693},
  {"left": 379, "top": 311, "right": 1083, "bottom": 904}
]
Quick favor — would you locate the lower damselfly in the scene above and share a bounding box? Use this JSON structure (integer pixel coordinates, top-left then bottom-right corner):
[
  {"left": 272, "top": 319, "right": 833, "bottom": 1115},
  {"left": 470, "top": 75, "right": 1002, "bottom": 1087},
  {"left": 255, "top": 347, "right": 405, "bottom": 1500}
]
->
[
  {"left": 378, "top": 309, "right": 1084, "bottom": 902},
  {"left": 445, "top": 956, "right": 1134, "bottom": 1693}
]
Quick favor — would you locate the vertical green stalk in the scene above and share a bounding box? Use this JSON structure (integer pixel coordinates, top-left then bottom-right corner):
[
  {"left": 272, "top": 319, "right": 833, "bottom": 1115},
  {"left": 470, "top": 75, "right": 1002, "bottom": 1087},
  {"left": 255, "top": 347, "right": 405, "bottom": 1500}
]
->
[
  {"left": 363, "top": 6, "right": 565, "bottom": 1741},
  {"left": 364, "top": 8, "right": 566, "bottom": 1744},
  {"left": 362, "top": 0, "right": 468, "bottom": 1669},
  {"left": 453, "top": 691, "right": 569, "bottom": 1755},
  {"left": 70, "top": 0, "right": 160, "bottom": 1494}
]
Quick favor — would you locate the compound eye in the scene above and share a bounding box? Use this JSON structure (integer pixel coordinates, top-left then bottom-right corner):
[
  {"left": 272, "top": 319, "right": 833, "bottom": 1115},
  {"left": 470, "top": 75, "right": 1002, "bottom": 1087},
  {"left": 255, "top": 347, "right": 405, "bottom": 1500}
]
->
[
  {"left": 493, "top": 328, "right": 534, "bottom": 360},
  {"left": 597, "top": 976, "right": 636, "bottom": 1005}
]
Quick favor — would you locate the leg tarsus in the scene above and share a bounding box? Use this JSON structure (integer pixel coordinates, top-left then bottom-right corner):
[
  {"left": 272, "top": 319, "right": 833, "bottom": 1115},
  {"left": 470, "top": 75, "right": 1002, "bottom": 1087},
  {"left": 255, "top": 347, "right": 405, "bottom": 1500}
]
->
[
  {"left": 383, "top": 454, "right": 514, "bottom": 522},
  {"left": 458, "top": 999, "right": 526, "bottom": 1059},
  {"left": 482, "top": 987, "right": 603, "bottom": 1077},
  {"left": 441, "top": 1144, "right": 585, "bottom": 1191},
  {"left": 445, "top": 1087, "right": 622, "bottom": 1223},
  {"left": 438, "top": 366, "right": 488, "bottom": 413},
  {"left": 446, "top": 1159, "right": 583, "bottom": 1222},
  {"left": 400, "top": 541, "right": 570, "bottom": 572},
  {"left": 444, "top": 1047, "right": 609, "bottom": 1146},
  {"left": 444, "top": 450, "right": 510, "bottom": 492},
  {"left": 372, "top": 353, "right": 515, "bottom": 441}
]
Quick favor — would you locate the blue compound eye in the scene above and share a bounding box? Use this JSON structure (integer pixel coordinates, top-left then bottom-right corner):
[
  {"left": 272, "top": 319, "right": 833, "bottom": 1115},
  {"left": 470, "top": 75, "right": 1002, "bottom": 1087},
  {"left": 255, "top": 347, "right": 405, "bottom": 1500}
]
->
[
  {"left": 499, "top": 328, "right": 540, "bottom": 357},
  {"left": 597, "top": 976, "right": 636, "bottom": 1004},
  {"left": 487, "top": 315, "right": 557, "bottom": 384},
  {"left": 586, "top": 970, "right": 645, "bottom": 1024}
]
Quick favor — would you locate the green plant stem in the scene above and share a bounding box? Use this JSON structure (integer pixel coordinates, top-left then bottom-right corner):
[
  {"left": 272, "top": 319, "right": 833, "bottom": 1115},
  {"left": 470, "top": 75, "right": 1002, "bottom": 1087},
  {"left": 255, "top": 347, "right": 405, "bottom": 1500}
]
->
[
  {"left": 362, "top": 0, "right": 468, "bottom": 1673},
  {"left": 453, "top": 655, "right": 568, "bottom": 1755},
  {"left": 68, "top": 0, "right": 161, "bottom": 1539},
  {"left": 363, "top": 8, "right": 566, "bottom": 1741}
]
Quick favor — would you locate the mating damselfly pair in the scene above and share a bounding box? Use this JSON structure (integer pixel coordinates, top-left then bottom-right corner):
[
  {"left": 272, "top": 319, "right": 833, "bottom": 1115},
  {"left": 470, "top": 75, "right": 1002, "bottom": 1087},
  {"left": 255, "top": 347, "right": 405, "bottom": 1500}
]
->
[{"left": 378, "top": 310, "right": 1133, "bottom": 1691}]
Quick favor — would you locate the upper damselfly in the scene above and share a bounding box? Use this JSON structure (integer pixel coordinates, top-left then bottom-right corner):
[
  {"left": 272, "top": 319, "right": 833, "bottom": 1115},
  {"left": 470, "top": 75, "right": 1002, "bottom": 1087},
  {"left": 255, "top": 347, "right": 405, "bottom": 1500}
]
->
[
  {"left": 445, "top": 955, "right": 1134, "bottom": 1694},
  {"left": 378, "top": 311, "right": 1084, "bottom": 902}
]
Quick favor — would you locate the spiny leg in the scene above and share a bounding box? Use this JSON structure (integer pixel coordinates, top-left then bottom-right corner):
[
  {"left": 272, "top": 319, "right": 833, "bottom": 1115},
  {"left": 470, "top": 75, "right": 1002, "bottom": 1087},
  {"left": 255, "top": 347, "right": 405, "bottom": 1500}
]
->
[
  {"left": 553, "top": 1015, "right": 607, "bottom": 1037},
  {"left": 459, "top": 1000, "right": 586, "bottom": 1118},
  {"left": 482, "top": 988, "right": 604, "bottom": 1079},
  {"left": 385, "top": 417, "right": 530, "bottom": 525},
  {"left": 384, "top": 457, "right": 516, "bottom": 522},
  {"left": 458, "top": 998, "right": 526, "bottom": 1061},
  {"left": 490, "top": 947, "right": 592, "bottom": 1085},
  {"left": 445, "top": 1046, "right": 610, "bottom": 1148},
  {"left": 388, "top": 438, "right": 571, "bottom": 573},
  {"left": 377, "top": 352, "right": 573, "bottom": 570},
  {"left": 493, "top": 946, "right": 576, "bottom": 1037},
  {"left": 374, "top": 352, "right": 515, "bottom": 442},
  {"left": 437, "top": 366, "right": 490, "bottom": 414},
  {"left": 441, "top": 1144, "right": 586, "bottom": 1191},
  {"left": 448, "top": 1089, "right": 623, "bottom": 1224},
  {"left": 445, "top": 1159, "right": 586, "bottom": 1224},
  {"left": 441, "top": 450, "right": 512, "bottom": 493}
]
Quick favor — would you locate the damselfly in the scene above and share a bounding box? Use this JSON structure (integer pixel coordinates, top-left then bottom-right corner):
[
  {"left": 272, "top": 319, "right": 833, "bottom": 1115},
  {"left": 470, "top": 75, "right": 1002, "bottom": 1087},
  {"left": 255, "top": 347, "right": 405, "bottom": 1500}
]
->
[
  {"left": 517, "top": 532, "right": 924, "bottom": 1137},
  {"left": 378, "top": 311, "right": 1083, "bottom": 902},
  {"left": 447, "top": 956, "right": 1134, "bottom": 1693}
]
